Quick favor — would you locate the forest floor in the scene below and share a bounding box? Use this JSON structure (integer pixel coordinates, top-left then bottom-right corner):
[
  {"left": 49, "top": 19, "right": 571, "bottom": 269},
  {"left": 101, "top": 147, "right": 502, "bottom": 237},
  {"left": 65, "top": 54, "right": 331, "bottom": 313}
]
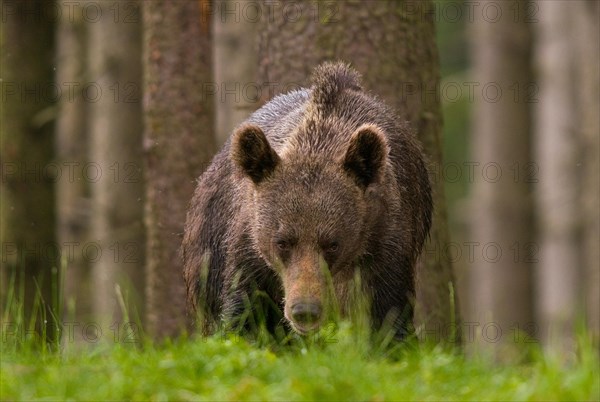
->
[{"left": 1, "top": 323, "right": 598, "bottom": 401}]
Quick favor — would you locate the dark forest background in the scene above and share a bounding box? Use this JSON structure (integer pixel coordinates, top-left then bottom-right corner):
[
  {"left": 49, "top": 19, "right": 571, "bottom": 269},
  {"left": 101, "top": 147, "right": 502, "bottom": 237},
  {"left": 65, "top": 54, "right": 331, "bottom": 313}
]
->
[{"left": 1, "top": 0, "right": 598, "bottom": 359}]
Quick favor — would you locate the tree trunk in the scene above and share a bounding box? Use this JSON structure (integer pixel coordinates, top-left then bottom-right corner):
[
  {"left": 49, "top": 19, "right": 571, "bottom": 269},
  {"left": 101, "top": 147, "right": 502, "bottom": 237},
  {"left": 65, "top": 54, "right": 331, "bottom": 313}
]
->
[
  {"left": 0, "top": 0, "right": 57, "bottom": 340},
  {"left": 255, "top": 0, "right": 458, "bottom": 343},
  {"left": 533, "top": 0, "right": 599, "bottom": 354},
  {"left": 573, "top": 0, "right": 600, "bottom": 343},
  {"left": 142, "top": 0, "right": 216, "bottom": 339},
  {"left": 534, "top": 0, "right": 581, "bottom": 355},
  {"left": 55, "top": 0, "right": 92, "bottom": 341},
  {"left": 213, "top": 0, "right": 259, "bottom": 145},
  {"left": 87, "top": 0, "right": 145, "bottom": 334},
  {"left": 469, "top": 0, "right": 534, "bottom": 357}
]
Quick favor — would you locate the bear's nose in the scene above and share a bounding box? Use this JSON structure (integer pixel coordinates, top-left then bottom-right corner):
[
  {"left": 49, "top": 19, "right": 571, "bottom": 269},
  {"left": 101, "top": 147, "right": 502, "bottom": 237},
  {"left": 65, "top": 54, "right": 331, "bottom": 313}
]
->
[{"left": 291, "top": 302, "right": 322, "bottom": 325}]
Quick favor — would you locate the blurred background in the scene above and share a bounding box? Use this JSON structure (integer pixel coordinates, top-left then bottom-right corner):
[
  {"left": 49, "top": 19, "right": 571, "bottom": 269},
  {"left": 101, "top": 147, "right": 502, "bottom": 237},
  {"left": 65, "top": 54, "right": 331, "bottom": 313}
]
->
[{"left": 1, "top": 0, "right": 598, "bottom": 358}]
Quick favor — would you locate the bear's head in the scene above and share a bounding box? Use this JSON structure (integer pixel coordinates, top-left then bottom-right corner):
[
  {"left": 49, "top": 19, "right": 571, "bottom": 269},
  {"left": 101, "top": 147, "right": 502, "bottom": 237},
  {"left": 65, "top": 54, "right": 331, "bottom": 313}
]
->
[{"left": 231, "top": 123, "right": 389, "bottom": 335}]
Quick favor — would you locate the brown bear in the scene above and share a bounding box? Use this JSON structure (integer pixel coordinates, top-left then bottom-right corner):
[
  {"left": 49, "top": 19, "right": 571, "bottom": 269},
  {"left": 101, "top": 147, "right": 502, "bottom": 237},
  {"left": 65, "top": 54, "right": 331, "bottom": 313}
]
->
[{"left": 182, "top": 62, "right": 432, "bottom": 339}]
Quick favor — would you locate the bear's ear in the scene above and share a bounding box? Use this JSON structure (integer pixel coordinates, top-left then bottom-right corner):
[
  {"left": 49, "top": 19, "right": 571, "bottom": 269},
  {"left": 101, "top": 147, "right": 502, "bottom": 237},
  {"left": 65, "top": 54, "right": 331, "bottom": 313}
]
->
[
  {"left": 231, "top": 124, "right": 280, "bottom": 184},
  {"left": 343, "top": 124, "right": 388, "bottom": 188}
]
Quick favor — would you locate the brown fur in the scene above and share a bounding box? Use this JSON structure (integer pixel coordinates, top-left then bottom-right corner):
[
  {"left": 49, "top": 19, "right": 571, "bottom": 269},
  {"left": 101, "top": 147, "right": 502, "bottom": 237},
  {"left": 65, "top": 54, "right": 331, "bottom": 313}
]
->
[{"left": 182, "top": 62, "right": 432, "bottom": 338}]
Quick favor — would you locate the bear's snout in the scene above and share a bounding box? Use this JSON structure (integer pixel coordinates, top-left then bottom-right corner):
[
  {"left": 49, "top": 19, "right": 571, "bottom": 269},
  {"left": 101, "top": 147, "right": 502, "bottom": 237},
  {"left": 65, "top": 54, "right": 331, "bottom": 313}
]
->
[{"left": 290, "top": 301, "right": 322, "bottom": 327}]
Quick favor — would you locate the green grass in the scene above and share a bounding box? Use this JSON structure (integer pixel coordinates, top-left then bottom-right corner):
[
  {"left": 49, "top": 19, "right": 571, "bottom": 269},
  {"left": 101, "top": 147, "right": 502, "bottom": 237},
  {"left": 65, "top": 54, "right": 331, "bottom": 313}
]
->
[
  {"left": 1, "top": 323, "right": 598, "bottom": 401},
  {"left": 2, "top": 266, "right": 598, "bottom": 401}
]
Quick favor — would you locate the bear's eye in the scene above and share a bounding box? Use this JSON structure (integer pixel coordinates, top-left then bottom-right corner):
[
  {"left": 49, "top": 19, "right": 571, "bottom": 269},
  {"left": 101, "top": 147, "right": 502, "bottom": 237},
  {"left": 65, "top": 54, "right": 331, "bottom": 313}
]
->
[
  {"left": 323, "top": 242, "right": 340, "bottom": 254},
  {"left": 276, "top": 239, "right": 292, "bottom": 251}
]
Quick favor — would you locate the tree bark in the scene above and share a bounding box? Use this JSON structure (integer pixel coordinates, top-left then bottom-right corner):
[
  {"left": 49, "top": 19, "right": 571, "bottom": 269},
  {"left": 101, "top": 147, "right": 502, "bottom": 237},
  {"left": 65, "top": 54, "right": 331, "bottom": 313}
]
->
[
  {"left": 255, "top": 0, "right": 458, "bottom": 343},
  {"left": 87, "top": 0, "right": 145, "bottom": 333},
  {"left": 532, "top": 0, "right": 600, "bottom": 355},
  {"left": 0, "top": 0, "right": 57, "bottom": 340},
  {"left": 142, "top": 0, "right": 216, "bottom": 339},
  {"left": 573, "top": 0, "right": 600, "bottom": 343},
  {"left": 55, "top": 0, "right": 92, "bottom": 340},
  {"left": 534, "top": 0, "right": 581, "bottom": 355},
  {"left": 469, "top": 0, "right": 534, "bottom": 357},
  {"left": 213, "top": 0, "right": 259, "bottom": 145}
]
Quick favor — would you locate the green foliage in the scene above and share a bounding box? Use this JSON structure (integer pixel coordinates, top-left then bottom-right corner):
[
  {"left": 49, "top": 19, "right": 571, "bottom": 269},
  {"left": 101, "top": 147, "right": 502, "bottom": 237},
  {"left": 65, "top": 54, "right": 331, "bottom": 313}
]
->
[
  {"left": 2, "top": 257, "right": 598, "bottom": 401},
  {"left": 1, "top": 321, "right": 598, "bottom": 401},
  {"left": 434, "top": 0, "right": 472, "bottom": 227}
]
